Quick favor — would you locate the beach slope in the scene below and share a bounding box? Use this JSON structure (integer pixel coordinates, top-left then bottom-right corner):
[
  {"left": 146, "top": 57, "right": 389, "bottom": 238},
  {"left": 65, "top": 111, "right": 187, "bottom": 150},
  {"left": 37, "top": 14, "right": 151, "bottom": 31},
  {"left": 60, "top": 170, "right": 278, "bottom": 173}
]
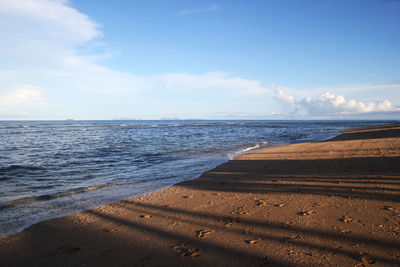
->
[{"left": 1, "top": 123, "right": 400, "bottom": 266}]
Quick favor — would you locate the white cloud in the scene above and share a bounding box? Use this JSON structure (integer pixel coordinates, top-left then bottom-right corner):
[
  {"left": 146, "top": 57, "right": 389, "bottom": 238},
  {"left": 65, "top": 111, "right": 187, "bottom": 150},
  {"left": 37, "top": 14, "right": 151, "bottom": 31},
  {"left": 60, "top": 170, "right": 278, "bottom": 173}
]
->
[
  {"left": 299, "top": 92, "right": 397, "bottom": 115},
  {"left": 271, "top": 84, "right": 296, "bottom": 106},
  {"left": 0, "top": 0, "right": 100, "bottom": 45},
  {"left": 0, "top": 85, "right": 45, "bottom": 107},
  {"left": 0, "top": 0, "right": 148, "bottom": 97},
  {"left": 273, "top": 87, "right": 399, "bottom": 116},
  {"left": 178, "top": 5, "right": 218, "bottom": 15},
  {"left": 156, "top": 72, "right": 269, "bottom": 95}
]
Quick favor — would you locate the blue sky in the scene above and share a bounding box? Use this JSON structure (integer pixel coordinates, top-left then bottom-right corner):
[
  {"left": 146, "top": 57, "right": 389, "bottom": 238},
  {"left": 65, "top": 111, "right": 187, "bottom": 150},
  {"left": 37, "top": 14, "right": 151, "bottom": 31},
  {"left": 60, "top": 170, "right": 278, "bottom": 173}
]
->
[{"left": 0, "top": 0, "right": 399, "bottom": 120}]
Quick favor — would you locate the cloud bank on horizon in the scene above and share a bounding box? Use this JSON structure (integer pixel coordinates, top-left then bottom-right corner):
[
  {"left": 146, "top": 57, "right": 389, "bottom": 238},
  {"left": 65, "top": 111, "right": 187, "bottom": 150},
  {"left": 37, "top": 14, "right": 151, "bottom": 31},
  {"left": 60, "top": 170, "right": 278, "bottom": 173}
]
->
[
  {"left": 0, "top": 0, "right": 399, "bottom": 120},
  {"left": 274, "top": 86, "right": 399, "bottom": 117}
]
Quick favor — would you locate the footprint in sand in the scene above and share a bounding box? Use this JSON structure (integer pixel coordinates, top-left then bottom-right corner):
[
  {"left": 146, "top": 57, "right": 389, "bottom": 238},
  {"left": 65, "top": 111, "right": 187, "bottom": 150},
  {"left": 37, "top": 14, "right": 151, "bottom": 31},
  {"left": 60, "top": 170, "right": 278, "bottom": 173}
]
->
[
  {"left": 274, "top": 203, "right": 286, "bottom": 207},
  {"left": 339, "top": 216, "right": 353, "bottom": 223},
  {"left": 340, "top": 228, "right": 351, "bottom": 234},
  {"left": 56, "top": 246, "right": 80, "bottom": 254},
  {"left": 196, "top": 230, "right": 213, "bottom": 238},
  {"left": 359, "top": 252, "right": 375, "bottom": 264},
  {"left": 223, "top": 216, "right": 240, "bottom": 227},
  {"left": 244, "top": 227, "right": 255, "bottom": 234},
  {"left": 362, "top": 256, "right": 375, "bottom": 264},
  {"left": 383, "top": 206, "right": 395, "bottom": 211},
  {"left": 255, "top": 200, "right": 267, "bottom": 207},
  {"left": 172, "top": 243, "right": 202, "bottom": 257},
  {"left": 232, "top": 207, "right": 249, "bottom": 215},
  {"left": 138, "top": 214, "right": 152, "bottom": 219},
  {"left": 183, "top": 195, "right": 194, "bottom": 199},
  {"left": 245, "top": 239, "right": 261, "bottom": 245},
  {"left": 297, "top": 210, "right": 315, "bottom": 216},
  {"left": 104, "top": 227, "right": 119, "bottom": 233}
]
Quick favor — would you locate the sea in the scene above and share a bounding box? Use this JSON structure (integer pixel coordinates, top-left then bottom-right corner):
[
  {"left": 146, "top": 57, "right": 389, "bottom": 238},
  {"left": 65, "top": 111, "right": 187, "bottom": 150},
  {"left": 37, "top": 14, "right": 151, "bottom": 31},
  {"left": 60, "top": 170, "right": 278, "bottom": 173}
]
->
[{"left": 0, "top": 120, "right": 396, "bottom": 236}]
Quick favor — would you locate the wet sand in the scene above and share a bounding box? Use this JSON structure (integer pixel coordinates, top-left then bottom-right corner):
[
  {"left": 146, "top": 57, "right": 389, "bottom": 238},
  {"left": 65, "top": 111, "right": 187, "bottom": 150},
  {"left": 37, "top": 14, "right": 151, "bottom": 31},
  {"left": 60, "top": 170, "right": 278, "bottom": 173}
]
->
[{"left": 1, "top": 123, "right": 400, "bottom": 266}]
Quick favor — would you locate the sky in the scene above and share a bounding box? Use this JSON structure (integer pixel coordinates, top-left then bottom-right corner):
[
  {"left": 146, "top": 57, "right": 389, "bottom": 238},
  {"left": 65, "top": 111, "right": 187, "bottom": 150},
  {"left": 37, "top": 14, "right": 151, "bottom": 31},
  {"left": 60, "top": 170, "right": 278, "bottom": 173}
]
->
[{"left": 0, "top": 0, "right": 399, "bottom": 120}]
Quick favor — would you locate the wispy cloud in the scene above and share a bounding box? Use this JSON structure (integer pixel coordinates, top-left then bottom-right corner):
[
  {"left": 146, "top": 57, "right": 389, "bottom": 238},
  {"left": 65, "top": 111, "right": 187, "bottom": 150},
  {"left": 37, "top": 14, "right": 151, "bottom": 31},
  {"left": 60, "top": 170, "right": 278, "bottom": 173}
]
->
[
  {"left": 0, "top": 0, "right": 101, "bottom": 44},
  {"left": 0, "top": 0, "right": 147, "bottom": 94},
  {"left": 0, "top": 85, "right": 45, "bottom": 107},
  {"left": 178, "top": 5, "right": 218, "bottom": 16},
  {"left": 0, "top": 2, "right": 149, "bottom": 94},
  {"left": 155, "top": 72, "right": 269, "bottom": 95}
]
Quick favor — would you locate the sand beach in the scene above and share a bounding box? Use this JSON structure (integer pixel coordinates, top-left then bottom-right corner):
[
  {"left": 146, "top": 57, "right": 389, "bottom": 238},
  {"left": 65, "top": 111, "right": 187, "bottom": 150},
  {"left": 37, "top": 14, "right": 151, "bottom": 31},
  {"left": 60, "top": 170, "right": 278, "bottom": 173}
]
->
[{"left": 1, "top": 123, "right": 400, "bottom": 266}]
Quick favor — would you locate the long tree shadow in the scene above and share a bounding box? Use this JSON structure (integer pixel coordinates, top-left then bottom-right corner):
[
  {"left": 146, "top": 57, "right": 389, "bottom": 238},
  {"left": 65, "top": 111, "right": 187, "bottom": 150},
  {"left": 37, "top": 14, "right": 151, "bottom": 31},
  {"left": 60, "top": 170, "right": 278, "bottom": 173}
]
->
[
  {"left": 119, "top": 201, "right": 400, "bottom": 249},
  {"left": 83, "top": 203, "right": 398, "bottom": 266},
  {"left": 96, "top": 199, "right": 399, "bottom": 265},
  {"left": 328, "top": 124, "right": 400, "bottom": 141},
  {"left": 176, "top": 156, "right": 400, "bottom": 202},
  {"left": 84, "top": 209, "right": 298, "bottom": 267}
]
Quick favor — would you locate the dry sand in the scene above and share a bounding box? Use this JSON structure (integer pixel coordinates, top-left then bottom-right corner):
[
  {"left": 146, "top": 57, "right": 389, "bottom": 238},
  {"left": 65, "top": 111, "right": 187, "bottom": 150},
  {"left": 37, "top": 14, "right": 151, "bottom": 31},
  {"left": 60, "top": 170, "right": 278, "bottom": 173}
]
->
[{"left": 1, "top": 123, "right": 400, "bottom": 267}]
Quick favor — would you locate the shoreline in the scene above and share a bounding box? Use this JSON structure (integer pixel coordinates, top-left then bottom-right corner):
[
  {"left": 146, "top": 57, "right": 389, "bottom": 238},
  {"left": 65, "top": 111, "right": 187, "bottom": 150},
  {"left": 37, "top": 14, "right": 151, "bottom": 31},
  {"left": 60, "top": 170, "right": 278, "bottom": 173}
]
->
[
  {"left": 1, "top": 123, "right": 400, "bottom": 266},
  {"left": 0, "top": 125, "right": 334, "bottom": 238}
]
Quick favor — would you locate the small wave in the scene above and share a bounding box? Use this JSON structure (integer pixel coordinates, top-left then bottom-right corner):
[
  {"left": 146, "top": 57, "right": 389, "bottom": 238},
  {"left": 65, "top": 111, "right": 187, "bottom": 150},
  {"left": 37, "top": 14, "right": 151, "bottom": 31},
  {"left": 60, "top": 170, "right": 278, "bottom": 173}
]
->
[
  {"left": 239, "top": 144, "right": 261, "bottom": 153},
  {"left": 0, "top": 125, "right": 35, "bottom": 129},
  {"left": 229, "top": 140, "right": 270, "bottom": 159},
  {"left": 120, "top": 124, "right": 127, "bottom": 127},
  {"left": 0, "top": 184, "right": 107, "bottom": 209},
  {"left": 142, "top": 152, "right": 165, "bottom": 161},
  {"left": 0, "top": 165, "right": 43, "bottom": 173}
]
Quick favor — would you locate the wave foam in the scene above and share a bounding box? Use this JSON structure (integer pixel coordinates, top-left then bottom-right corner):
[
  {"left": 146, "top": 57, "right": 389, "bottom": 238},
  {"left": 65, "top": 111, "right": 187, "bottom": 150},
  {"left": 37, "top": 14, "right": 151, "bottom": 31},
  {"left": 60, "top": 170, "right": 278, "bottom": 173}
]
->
[{"left": 229, "top": 140, "right": 270, "bottom": 159}]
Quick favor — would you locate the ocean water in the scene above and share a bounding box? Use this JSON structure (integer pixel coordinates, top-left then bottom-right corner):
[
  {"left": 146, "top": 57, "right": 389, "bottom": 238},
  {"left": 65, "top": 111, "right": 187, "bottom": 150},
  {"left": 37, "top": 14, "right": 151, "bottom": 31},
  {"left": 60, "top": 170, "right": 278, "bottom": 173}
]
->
[{"left": 0, "top": 120, "right": 395, "bottom": 236}]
